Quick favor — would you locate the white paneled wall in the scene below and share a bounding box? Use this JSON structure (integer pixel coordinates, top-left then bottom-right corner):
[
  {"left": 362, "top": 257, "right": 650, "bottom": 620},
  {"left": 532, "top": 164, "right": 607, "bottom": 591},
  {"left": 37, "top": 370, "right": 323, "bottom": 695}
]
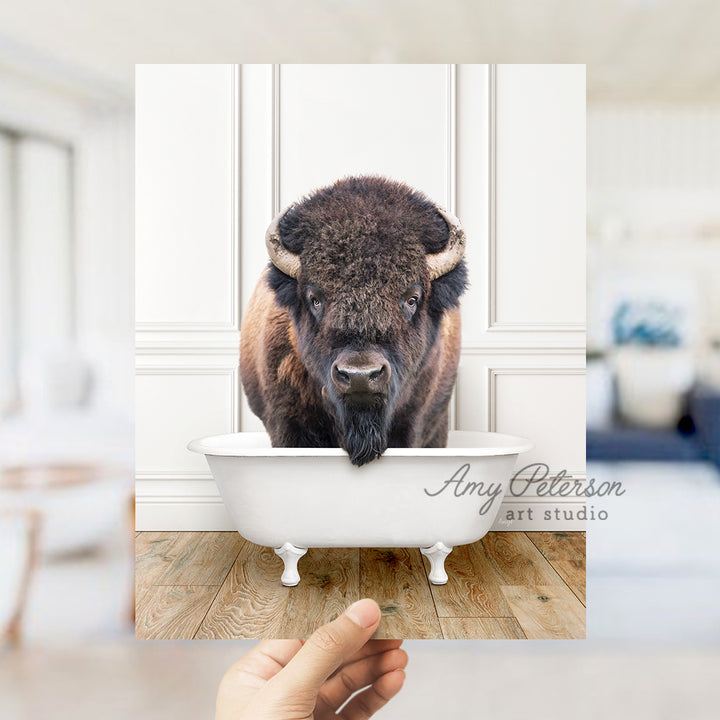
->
[
  {"left": 136, "top": 64, "right": 586, "bottom": 531},
  {"left": 135, "top": 64, "right": 240, "bottom": 529}
]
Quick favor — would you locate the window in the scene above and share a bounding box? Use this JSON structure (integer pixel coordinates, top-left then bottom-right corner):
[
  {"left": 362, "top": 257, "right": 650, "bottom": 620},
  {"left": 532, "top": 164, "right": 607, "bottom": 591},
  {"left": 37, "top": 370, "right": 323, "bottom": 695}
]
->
[{"left": 0, "top": 129, "right": 74, "bottom": 416}]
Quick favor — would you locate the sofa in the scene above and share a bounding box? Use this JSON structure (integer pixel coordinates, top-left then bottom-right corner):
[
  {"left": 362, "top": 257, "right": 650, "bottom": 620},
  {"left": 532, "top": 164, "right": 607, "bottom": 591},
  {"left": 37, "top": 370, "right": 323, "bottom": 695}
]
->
[{"left": 587, "top": 383, "right": 720, "bottom": 468}]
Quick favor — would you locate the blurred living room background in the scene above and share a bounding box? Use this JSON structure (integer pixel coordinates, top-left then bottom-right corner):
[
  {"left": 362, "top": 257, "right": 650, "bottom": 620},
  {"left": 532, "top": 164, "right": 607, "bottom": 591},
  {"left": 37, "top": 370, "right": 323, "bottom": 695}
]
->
[
  {"left": 587, "top": 101, "right": 720, "bottom": 640},
  {"left": 1, "top": 1, "right": 720, "bottom": 718},
  {"left": 0, "top": 39, "right": 134, "bottom": 645}
]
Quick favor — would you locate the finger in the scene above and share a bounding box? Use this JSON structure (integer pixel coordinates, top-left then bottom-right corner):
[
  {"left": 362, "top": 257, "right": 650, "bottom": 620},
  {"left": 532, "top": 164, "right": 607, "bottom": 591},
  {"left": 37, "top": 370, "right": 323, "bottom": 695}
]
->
[
  {"left": 319, "top": 648, "right": 408, "bottom": 711},
  {"left": 225, "top": 639, "right": 303, "bottom": 686},
  {"left": 253, "top": 639, "right": 305, "bottom": 671},
  {"left": 267, "top": 599, "right": 381, "bottom": 700},
  {"left": 330, "top": 639, "right": 403, "bottom": 675},
  {"left": 339, "top": 669, "right": 406, "bottom": 720}
]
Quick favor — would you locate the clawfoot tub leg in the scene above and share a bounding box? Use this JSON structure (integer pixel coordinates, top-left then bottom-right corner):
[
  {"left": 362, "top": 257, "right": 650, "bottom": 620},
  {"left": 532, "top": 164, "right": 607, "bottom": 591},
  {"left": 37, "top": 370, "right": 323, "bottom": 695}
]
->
[
  {"left": 420, "top": 542, "right": 453, "bottom": 585},
  {"left": 274, "top": 543, "right": 307, "bottom": 586}
]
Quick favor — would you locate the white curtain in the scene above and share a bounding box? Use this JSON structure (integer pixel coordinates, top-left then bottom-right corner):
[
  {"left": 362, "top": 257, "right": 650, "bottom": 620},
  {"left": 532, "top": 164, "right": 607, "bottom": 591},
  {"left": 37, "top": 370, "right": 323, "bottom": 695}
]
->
[
  {"left": 0, "top": 131, "right": 74, "bottom": 416},
  {"left": 0, "top": 132, "right": 15, "bottom": 415}
]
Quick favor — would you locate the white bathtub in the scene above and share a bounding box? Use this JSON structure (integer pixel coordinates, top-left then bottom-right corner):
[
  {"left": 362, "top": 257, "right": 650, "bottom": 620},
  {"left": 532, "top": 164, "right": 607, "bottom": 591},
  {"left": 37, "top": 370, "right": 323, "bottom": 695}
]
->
[{"left": 188, "top": 431, "right": 532, "bottom": 586}]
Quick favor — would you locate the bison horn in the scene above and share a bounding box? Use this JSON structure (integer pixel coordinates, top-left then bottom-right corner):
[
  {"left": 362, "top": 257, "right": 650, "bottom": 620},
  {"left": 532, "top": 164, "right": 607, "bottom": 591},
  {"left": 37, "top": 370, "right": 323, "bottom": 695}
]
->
[
  {"left": 426, "top": 207, "right": 466, "bottom": 280},
  {"left": 265, "top": 209, "right": 301, "bottom": 279}
]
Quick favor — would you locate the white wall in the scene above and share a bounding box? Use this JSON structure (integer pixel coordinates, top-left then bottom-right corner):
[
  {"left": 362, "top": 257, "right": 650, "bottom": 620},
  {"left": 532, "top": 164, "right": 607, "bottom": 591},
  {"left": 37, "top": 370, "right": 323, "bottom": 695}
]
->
[{"left": 135, "top": 64, "right": 586, "bottom": 531}]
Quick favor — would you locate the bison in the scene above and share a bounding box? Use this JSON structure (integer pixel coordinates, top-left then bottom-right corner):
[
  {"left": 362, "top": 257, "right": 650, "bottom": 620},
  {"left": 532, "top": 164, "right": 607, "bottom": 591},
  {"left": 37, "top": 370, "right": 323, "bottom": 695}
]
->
[{"left": 240, "top": 176, "right": 467, "bottom": 466}]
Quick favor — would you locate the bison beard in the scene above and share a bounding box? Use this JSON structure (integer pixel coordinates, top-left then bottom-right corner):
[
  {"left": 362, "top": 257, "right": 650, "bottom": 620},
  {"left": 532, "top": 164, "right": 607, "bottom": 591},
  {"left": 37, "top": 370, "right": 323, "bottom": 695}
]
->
[{"left": 336, "top": 397, "right": 390, "bottom": 467}]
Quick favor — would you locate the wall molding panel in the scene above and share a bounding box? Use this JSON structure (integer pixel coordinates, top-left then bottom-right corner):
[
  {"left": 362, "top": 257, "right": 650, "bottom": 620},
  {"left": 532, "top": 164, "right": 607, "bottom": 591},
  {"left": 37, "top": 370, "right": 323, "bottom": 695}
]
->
[
  {"left": 487, "top": 367, "right": 586, "bottom": 430},
  {"left": 486, "top": 65, "right": 585, "bottom": 347},
  {"left": 135, "top": 65, "right": 240, "bottom": 333},
  {"left": 269, "top": 64, "right": 457, "bottom": 228},
  {"left": 135, "top": 366, "right": 240, "bottom": 481},
  {"left": 445, "top": 63, "right": 457, "bottom": 215},
  {"left": 486, "top": 365, "right": 586, "bottom": 479},
  {"left": 136, "top": 64, "right": 586, "bottom": 531}
]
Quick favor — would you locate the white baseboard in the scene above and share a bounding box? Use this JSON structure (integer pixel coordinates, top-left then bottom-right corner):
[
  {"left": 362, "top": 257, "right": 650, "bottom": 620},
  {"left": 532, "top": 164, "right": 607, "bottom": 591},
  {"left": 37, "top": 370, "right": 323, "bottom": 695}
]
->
[{"left": 135, "top": 499, "right": 235, "bottom": 531}]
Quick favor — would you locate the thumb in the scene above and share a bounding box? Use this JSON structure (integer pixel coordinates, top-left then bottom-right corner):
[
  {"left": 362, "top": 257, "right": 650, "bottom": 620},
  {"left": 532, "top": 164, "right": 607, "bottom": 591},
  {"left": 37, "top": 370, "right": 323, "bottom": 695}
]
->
[{"left": 268, "top": 599, "right": 381, "bottom": 699}]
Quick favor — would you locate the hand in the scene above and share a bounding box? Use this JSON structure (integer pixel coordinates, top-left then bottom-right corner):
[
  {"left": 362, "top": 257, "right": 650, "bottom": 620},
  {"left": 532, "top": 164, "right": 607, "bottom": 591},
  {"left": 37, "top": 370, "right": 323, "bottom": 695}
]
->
[{"left": 215, "top": 599, "right": 407, "bottom": 719}]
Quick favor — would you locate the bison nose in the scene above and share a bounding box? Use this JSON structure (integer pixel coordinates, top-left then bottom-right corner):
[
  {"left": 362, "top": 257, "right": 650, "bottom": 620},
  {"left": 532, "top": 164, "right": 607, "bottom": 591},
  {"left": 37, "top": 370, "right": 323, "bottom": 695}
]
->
[{"left": 331, "top": 351, "right": 391, "bottom": 396}]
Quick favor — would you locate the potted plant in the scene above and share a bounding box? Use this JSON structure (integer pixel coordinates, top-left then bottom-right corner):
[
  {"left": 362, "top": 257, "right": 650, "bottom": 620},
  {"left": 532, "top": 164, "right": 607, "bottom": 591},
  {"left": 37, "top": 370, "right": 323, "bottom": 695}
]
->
[{"left": 612, "top": 300, "right": 694, "bottom": 427}]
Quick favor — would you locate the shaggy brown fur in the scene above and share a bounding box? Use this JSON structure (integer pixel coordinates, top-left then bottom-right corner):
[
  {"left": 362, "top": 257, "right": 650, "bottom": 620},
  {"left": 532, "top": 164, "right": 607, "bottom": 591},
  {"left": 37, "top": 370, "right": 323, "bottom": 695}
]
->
[{"left": 240, "top": 176, "right": 467, "bottom": 465}]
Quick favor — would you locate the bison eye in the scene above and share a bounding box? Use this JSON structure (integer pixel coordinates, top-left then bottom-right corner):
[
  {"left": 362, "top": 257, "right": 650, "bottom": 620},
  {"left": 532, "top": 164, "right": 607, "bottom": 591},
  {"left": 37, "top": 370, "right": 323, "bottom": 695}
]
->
[
  {"left": 401, "top": 286, "right": 422, "bottom": 320},
  {"left": 305, "top": 287, "right": 325, "bottom": 318}
]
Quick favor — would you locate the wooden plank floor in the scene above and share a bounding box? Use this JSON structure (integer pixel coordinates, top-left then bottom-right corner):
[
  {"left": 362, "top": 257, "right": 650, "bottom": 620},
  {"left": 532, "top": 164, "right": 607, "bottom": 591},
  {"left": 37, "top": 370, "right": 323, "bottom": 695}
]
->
[{"left": 135, "top": 531, "right": 585, "bottom": 640}]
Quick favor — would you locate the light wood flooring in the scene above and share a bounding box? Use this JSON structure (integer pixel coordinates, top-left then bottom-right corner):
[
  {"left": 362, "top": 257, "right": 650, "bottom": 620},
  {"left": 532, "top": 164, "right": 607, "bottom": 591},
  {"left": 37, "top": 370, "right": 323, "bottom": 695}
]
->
[{"left": 135, "top": 531, "right": 585, "bottom": 640}]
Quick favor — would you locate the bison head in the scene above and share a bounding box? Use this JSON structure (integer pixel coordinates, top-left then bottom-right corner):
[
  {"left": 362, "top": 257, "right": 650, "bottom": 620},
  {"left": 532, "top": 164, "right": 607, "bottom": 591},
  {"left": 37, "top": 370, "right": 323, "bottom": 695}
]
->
[{"left": 265, "top": 176, "right": 467, "bottom": 465}]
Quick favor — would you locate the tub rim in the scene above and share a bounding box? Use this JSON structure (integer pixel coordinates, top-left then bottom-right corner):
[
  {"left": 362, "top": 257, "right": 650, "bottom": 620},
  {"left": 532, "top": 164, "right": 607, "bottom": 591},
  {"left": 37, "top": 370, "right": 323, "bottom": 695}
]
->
[{"left": 187, "top": 430, "right": 533, "bottom": 457}]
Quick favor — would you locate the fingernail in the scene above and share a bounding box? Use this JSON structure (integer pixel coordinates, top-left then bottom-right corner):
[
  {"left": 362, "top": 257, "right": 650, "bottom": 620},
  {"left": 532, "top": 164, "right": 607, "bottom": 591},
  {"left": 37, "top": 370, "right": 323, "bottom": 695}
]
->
[{"left": 345, "top": 599, "right": 380, "bottom": 628}]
